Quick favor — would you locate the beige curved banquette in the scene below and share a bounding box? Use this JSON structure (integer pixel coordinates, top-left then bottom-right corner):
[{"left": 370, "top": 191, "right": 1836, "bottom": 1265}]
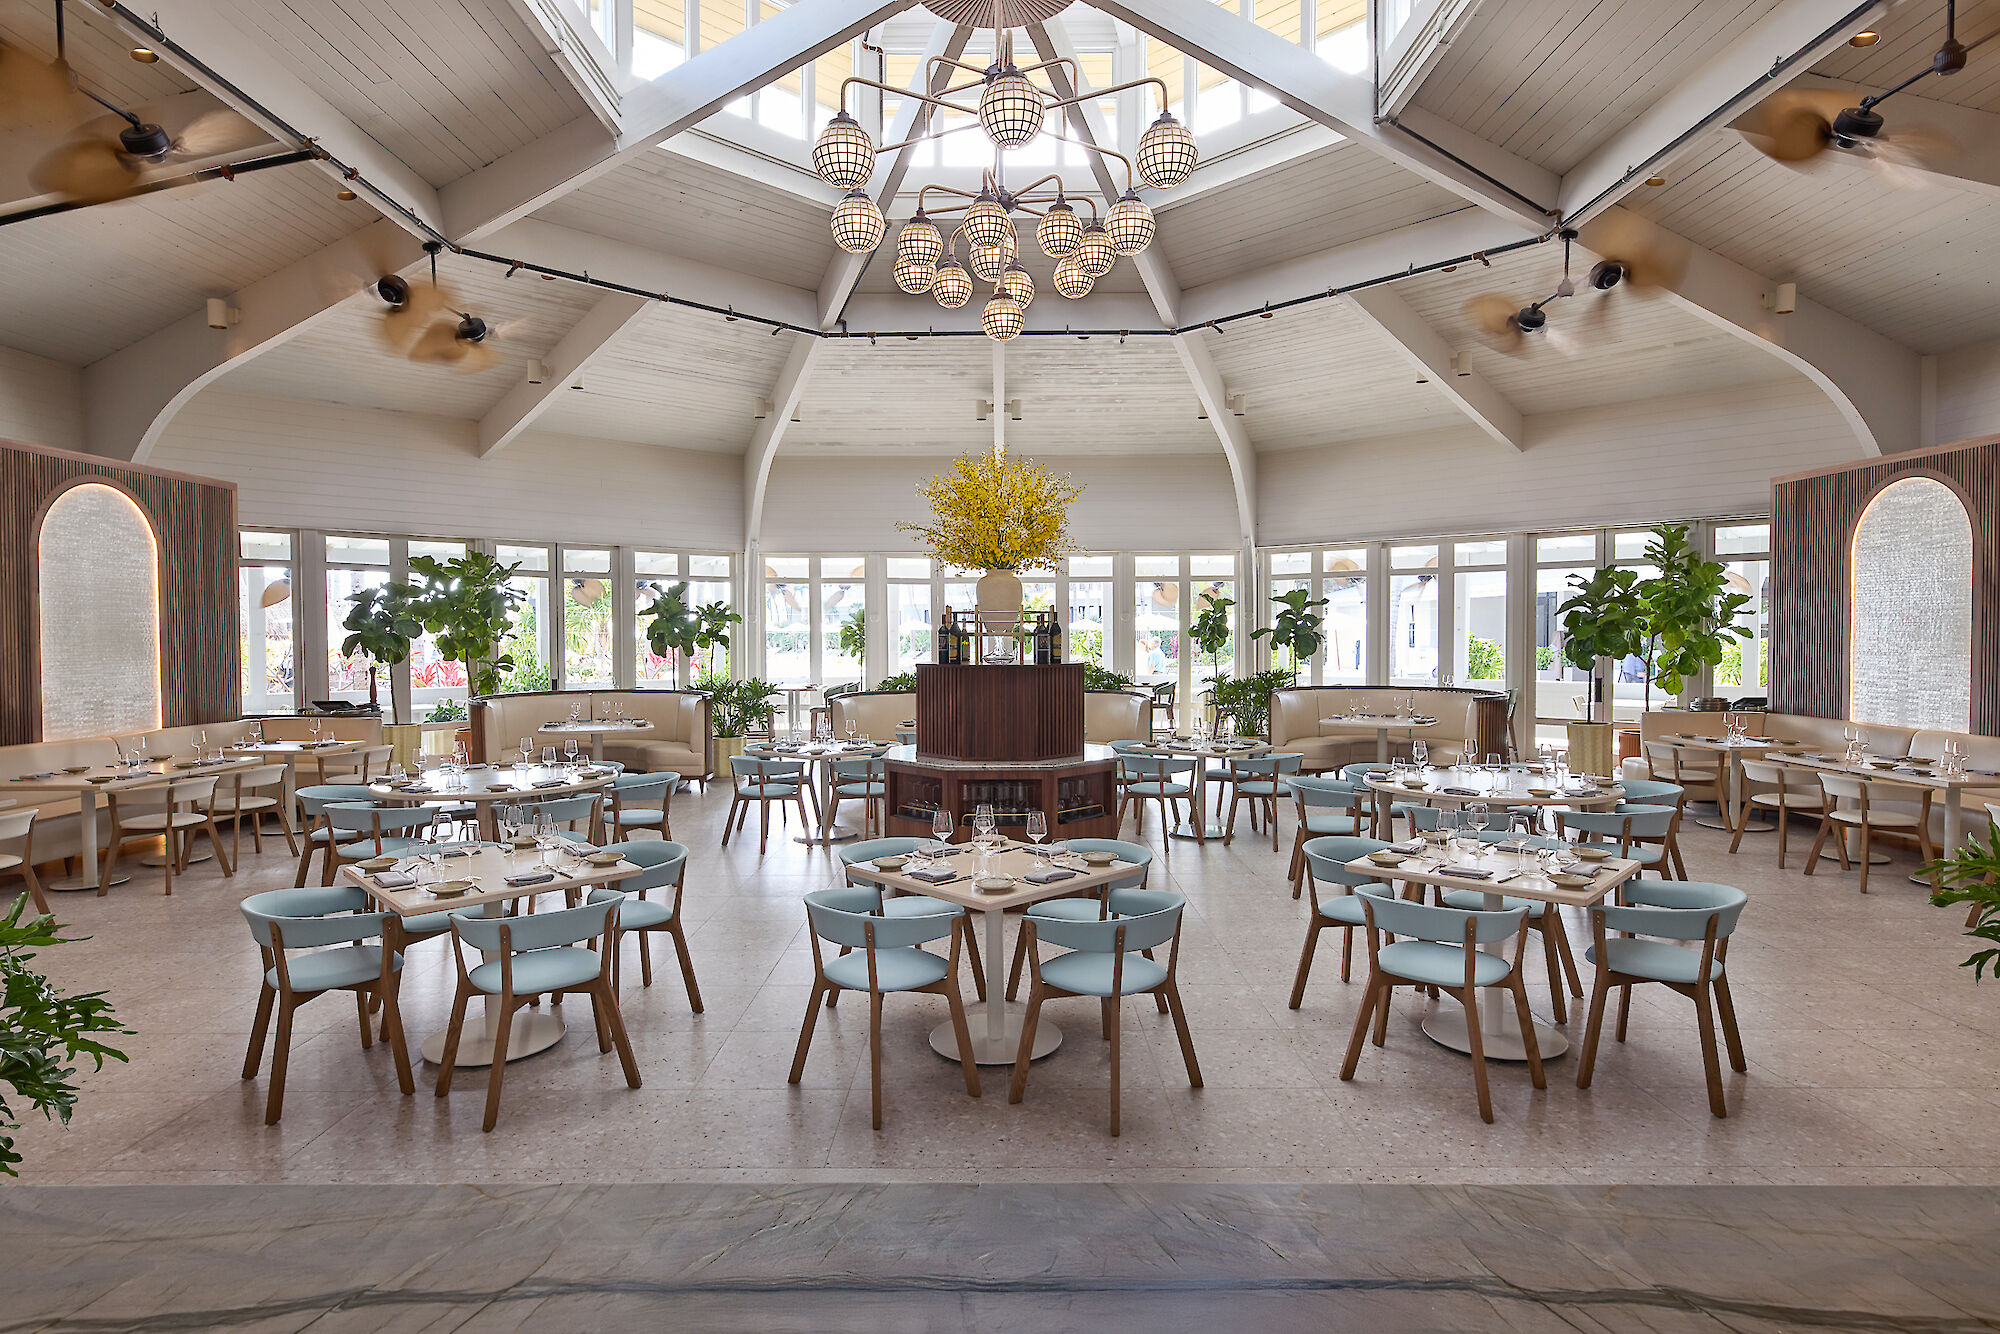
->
[
  {"left": 828, "top": 689, "right": 1149, "bottom": 748},
  {"left": 470, "top": 690, "right": 711, "bottom": 779},
  {"left": 1269, "top": 686, "right": 1509, "bottom": 773}
]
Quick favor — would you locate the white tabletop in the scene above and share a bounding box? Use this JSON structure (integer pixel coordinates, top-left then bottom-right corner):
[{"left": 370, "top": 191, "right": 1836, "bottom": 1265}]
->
[
  {"left": 1363, "top": 769, "right": 1624, "bottom": 807},
  {"left": 845, "top": 843, "right": 1134, "bottom": 913},
  {"left": 1344, "top": 843, "right": 1638, "bottom": 907},
  {"left": 345, "top": 843, "right": 636, "bottom": 917},
  {"left": 368, "top": 763, "right": 615, "bottom": 803},
  {"left": 537, "top": 720, "right": 651, "bottom": 735}
]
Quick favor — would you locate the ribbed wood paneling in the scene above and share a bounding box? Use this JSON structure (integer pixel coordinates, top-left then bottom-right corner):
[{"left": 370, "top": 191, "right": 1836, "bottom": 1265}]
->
[
  {"left": 1412, "top": 0, "right": 1787, "bottom": 173},
  {"left": 0, "top": 440, "right": 237, "bottom": 745},
  {"left": 1769, "top": 438, "right": 2000, "bottom": 733},
  {"left": 916, "top": 663, "right": 1085, "bottom": 762}
]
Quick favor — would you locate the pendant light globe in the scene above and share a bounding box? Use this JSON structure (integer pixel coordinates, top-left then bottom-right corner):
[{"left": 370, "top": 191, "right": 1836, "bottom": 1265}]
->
[
  {"left": 829, "top": 189, "right": 886, "bottom": 254},
  {"left": 1052, "top": 253, "right": 1094, "bottom": 299},
  {"left": 1073, "top": 222, "right": 1115, "bottom": 277},
  {"left": 981, "top": 292, "right": 1026, "bottom": 341},
  {"left": 962, "top": 194, "right": 1014, "bottom": 249},
  {"left": 931, "top": 257, "right": 973, "bottom": 309},
  {"left": 1135, "top": 112, "right": 1198, "bottom": 188},
  {"left": 811, "top": 111, "right": 876, "bottom": 189},
  {"left": 1036, "top": 201, "right": 1082, "bottom": 257},
  {"left": 978, "top": 69, "right": 1046, "bottom": 147},
  {"left": 1104, "top": 189, "right": 1155, "bottom": 255},
  {"left": 896, "top": 212, "right": 944, "bottom": 266}
]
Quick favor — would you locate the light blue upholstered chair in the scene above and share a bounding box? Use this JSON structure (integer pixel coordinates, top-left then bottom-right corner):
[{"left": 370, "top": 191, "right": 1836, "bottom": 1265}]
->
[
  {"left": 724, "top": 755, "right": 811, "bottom": 854},
  {"left": 835, "top": 838, "right": 986, "bottom": 1000},
  {"left": 1284, "top": 774, "right": 1368, "bottom": 896},
  {"left": 436, "top": 896, "right": 636, "bottom": 1131},
  {"left": 585, "top": 840, "right": 700, "bottom": 1009},
  {"left": 1611, "top": 780, "right": 1687, "bottom": 875},
  {"left": 1004, "top": 837, "right": 1154, "bottom": 1000},
  {"left": 1117, "top": 754, "right": 1196, "bottom": 838},
  {"left": 521, "top": 792, "right": 604, "bottom": 845},
  {"left": 1107, "top": 739, "right": 1153, "bottom": 753},
  {"left": 792, "top": 886, "right": 979, "bottom": 1130},
  {"left": 291, "top": 784, "right": 375, "bottom": 886},
  {"left": 606, "top": 772, "right": 675, "bottom": 842},
  {"left": 1556, "top": 804, "right": 1677, "bottom": 878},
  {"left": 1009, "top": 887, "right": 1200, "bottom": 1135},
  {"left": 828, "top": 756, "right": 888, "bottom": 838},
  {"left": 320, "top": 802, "right": 438, "bottom": 884},
  {"left": 1291, "top": 835, "right": 1392, "bottom": 1005},
  {"left": 1577, "top": 880, "right": 1748, "bottom": 1118},
  {"left": 1435, "top": 829, "right": 1587, "bottom": 1021},
  {"left": 1217, "top": 752, "right": 1304, "bottom": 849},
  {"left": 1342, "top": 886, "right": 1544, "bottom": 1123},
  {"left": 241, "top": 885, "right": 411, "bottom": 1124}
]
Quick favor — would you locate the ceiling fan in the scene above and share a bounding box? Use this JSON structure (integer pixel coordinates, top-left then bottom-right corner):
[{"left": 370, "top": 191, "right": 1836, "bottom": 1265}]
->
[
  {"left": 6, "top": 1, "right": 259, "bottom": 204},
  {"left": 1462, "top": 218, "right": 1689, "bottom": 357},
  {"left": 1740, "top": 0, "right": 1981, "bottom": 178},
  {"left": 373, "top": 242, "right": 521, "bottom": 374}
]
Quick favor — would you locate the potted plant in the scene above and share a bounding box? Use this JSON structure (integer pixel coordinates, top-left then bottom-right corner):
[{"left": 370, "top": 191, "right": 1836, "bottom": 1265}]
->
[
  {"left": 1, "top": 895, "right": 130, "bottom": 1177},
  {"left": 1252, "top": 587, "right": 1328, "bottom": 684},
  {"left": 1929, "top": 826, "right": 2000, "bottom": 976},
  {"left": 639, "top": 582, "right": 742, "bottom": 688},
  {"left": 340, "top": 583, "right": 420, "bottom": 722},
  {"left": 697, "top": 671, "right": 780, "bottom": 769},
  {"left": 1206, "top": 667, "right": 1294, "bottom": 740},
  {"left": 1188, "top": 590, "right": 1235, "bottom": 730},
  {"left": 1637, "top": 522, "right": 1751, "bottom": 712},
  {"left": 836, "top": 608, "right": 867, "bottom": 673},
  {"left": 405, "top": 551, "right": 525, "bottom": 699},
  {"left": 897, "top": 452, "right": 1083, "bottom": 645},
  {"left": 1557, "top": 565, "right": 1645, "bottom": 776}
]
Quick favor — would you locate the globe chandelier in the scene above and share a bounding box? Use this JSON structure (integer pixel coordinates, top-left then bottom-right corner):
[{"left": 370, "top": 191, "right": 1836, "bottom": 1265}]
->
[{"left": 812, "top": 14, "right": 1198, "bottom": 342}]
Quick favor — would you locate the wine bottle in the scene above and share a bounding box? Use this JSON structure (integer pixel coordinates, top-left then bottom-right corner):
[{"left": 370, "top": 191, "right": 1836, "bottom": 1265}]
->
[
  {"left": 936, "top": 607, "right": 951, "bottom": 664},
  {"left": 1049, "top": 609, "right": 1063, "bottom": 664}
]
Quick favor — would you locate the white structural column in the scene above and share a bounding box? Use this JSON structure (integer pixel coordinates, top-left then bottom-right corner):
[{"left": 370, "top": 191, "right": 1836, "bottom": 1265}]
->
[
  {"left": 1556, "top": 0, "right": 1890, "bottom": 225},
  {"left": 1345, "top": 287, "right": 1524, "bottom": 451},
  {"left": 83, "top": 219, "right": 429, "bottom": 461},
  {"left": 992, "top": 341, "right": 1006, "bottom": 457},
  {"left": 1594, "top": 208, "right": 1921, "bottom": 456},
  {"left": 1085, "top": 0, "right": 1555, "bottom": 229},
  {"left": 478, "top": 292, "right": 652, "bottom": 457},
  {"left": 442, "top": 0, "right": 925, "bottom": 240},
  {"left": 100, "top": 1, "right": 446, "bottom": 235},
  {"left": 816, "top": 21, "right": 973, "bottom": 331},
  {"left": 743, "top": 335, "right": 825, "bottom": 550}
]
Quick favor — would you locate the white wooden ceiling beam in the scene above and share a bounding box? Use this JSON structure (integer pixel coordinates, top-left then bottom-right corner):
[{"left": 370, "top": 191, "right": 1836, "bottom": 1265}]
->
[
  {"left": 1173, "top": 334, "right": 1257, "bottom": 550},
  {"left": 1598, "top": 207, "right": 1920, "bottom": 456},
  {"left": 1345, "top": 287, "right": 1523, "bottom": 451},
  {"left": 744, "top": 336, "right": 825, "bottom": 548},
  {"left": 1178, "top": 209, "right": 1542, "bottom": 326},
  {"left": 1084, "top": 0, "right": 1556, "bottom": 230},
  {"left": 477, "top": 292, "right": 652, "bottom": 457},
  {"left": 1555, "top": 0, "right": 1889, "bottom": 226},
  {"left": 442, "top": 0, "right": 924, "bottom": 241},
  {"left": 817, "top": 21, "right": 972, "bottom": 331},
  {"left": 102, "top": 0, "right": 446, "bottom": 235},
  {"left": 81, "top": 219, "right": 429, "bottom": 460}
]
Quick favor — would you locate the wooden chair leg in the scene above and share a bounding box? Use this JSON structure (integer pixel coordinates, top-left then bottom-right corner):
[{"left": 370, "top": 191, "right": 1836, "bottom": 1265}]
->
[
  {"left": 1341, "top": 923, "right": 1354, "bottom": 983},
  {"left": 1615, "top": 984, "right": 1633, "bottom": 1042},
  {"left": 789, "top": 980, "right": 825, "bottom": 1083},
  {"left": 1340, "top": 978, "right": 1380, "bottom": 1080},
  {"left": 637, "top": 931, "right": 654, "bottom": 987},
  {"left": 960, "top": 919, "right": 986, "bottom": 1002},
  {"left": 1105, "top": 996, "right": 1122, "bottom": 1136},
  {"left": 1458, "top": 987, "right": 1494, "bottom": 1123},
  {"left": 380, "top": 984, "right": 415, "bottom": 1096},
  {"left": 242, "top": 983, "right": 276, "bottom": 1078},
  {"left": 942, "top": 981, "right": 980, "bottom": 1097},
  {"left": 1831, "top": 822, "right": 1852, "bottom": 871},
  {"left": 1857, "top": 823, "right": 1871, "bottom": 894},
  {"left": 721, "top": 797, "right": 739, "bottom": 846},
  {"left": 1509, "top": 978, "right": 1546, "bottom": 1090},
  {"left": 18, "top": 863, "right": 49, "bottom": 916},
  {"left": 1372, "top": 977, "right": 1392, "bottom": 1047},
  {"left": 294, "top": 836, "right": 317, "bottom": 887},
  {"left": 868, "top": 990, "right": 886, "bottom": 1131},
  {"left": 355, "top": 989, "right": 374, "bottom": 1049},
  {"left": 1713, "top": 974, "right": 1747, "bottom": 1072},
  {"left": 1287, "top": 920, "right": 1321, "bottom": 1010},
  {"left": 601, "top": 981, "right": 641, "bottom": 1088},
  {"left": 1693, "top": 982, "right": 1728, "bottom": 1118},
  {"left": 265, "top": 996, "right": 295, "bottom": 1125},
  {"left": 1164, "top": 982, "right": 1201, "bottom": 1087},
  {"left": 1538, "top": 919, "right": 1567, "bottom": 1024},
  {"left": 669, "top": 923, "right": 704, "bottom": 1012},
  {"left": 1575, "top": 970, "right": 1610, "bottom": 1089},
  {"left": 1775, "top": 807, "right": 1789, "bottom": 869},
  {"left": 482, "top": 999, "right": 515, "bottom": 1131},
  {"left": 1007, "top": 984, "right": 1045, "bottom": 1104},
  {"left": 435, "top": 986, "right": 470, "bottom": 1097},
  {"left": 1007, "top": 927, "right": 1030, "bottom": 1001},
  {"left": 1550, "top": 913, "right": 1584, "bottom": 1000}
]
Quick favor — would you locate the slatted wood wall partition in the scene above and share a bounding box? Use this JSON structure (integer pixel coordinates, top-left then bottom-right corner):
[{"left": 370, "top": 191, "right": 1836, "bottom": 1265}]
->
[
  {"left": 1770, "top": 437, "right": 2000, "bottom": 735},
  {"left": 0, "top": 439, "right": 238, "bottom": 745}
]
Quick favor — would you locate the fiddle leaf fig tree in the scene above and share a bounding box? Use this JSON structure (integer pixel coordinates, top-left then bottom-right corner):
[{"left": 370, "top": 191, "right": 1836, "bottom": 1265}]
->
[
  {"left": 639, "top": 582, "right": 743, "bottom": 688},
  {"left": 1641, "top": 522, "right": 1751, "bottom": 708},
  {"left": 406, "top": 551, "right": 524, "bottom": 699},
  {"left": 1252, "top": 587, "right": 1329, "bottom": 683},
  {"left": 1557, "top": 567, "right": 1645, "bottom": 723},
  {"left": 1188, "top": 590, "right": 1235, "bottom": 677},
  {"left": 340, "top": 584, "right": 422, "bottom": 722}
]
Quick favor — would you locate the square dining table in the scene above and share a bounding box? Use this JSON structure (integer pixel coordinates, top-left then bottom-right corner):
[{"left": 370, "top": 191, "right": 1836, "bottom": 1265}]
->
[
  {"left": 6, "top": 757, "right": 262, "bottom": 891},
  {"left": 346, "top": 843, "right": 637, "bottom": 1067},
  {"left": 1345, "top": 842, "right": 1640, "bottom": 1061},
  {"left": 844, "top": 842, "right": 1141, "bottom": 1064}
]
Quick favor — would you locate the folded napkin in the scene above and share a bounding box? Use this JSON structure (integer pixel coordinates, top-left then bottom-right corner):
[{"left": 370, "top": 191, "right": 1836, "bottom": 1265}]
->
[
  {"left": 564, "top": 843, "right": 600, "bottom": 856},
  {"left": 531, "top": 777, "right": 568, "bottom": 788},
  {"left": 1388, "top": 839, "right": 1426, "bottom": 854},
  {"left": 399, "top": 784, "right": 435, "bottom": 794},
  {"left": 907, "top": 866, "right": 958, "bottom": 884},
  {"left": 505, "top": 872, "right": 555, "bottom": 888},
  {"left": 369, "top": 871, "right": 417, "bottom": 889},
  {"left": 1439, "top": 786, "right": 1481, "bottom": 797},
  {"left": 435, "top": 845, "right": 483, "bottom": 859},
  {"left": 1023, "top": 866, "right": 1077, "bottom": 884},
  {"left": 11, "top": 772, "right": 56, "bottom": 781},
  {"left": 1443, "top": 865, "right": 1495, "bottom": 880}
]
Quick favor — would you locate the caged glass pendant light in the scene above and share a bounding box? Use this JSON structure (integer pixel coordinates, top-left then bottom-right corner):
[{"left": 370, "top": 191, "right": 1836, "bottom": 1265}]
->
[{"left": 809, "top": 14, "right": 1198, "bottom": 339}]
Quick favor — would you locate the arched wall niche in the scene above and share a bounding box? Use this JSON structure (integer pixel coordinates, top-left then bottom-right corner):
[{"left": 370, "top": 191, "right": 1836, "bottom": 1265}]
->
[
  {"left": 36, "top": 479, "right": 163, "bottom": 742},
  {"left": 1848, "top": 475, "right": 1973, "bottom": 732}
]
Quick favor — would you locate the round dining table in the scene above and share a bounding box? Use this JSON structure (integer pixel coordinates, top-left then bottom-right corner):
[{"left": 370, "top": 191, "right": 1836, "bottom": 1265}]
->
[
  {"left": 1126, "top": 739, "right": 1271, "bottom": 841},
  {"left": 1362, "top": 767, "right": 1624, "bottom": 837},
  {"left": 367, "top": 763, "right": 616, "bottom": 839}
]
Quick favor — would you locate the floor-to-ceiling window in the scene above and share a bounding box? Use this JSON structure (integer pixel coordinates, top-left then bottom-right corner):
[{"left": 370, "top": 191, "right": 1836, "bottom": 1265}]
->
[
  {"left": 819, "top": 557, "right": 866, "bottom": 689},
  {"left": 1066, "top": 557, "right": 1113, "bottom": 669},
  {"left": 495, "top": 543, "right": 554, "bottom": 695},
  {"left": 1534, "top": 532, "right": 1598, "bottom": 744},
  {"left": 888, "top": 558, "right": 933, "bottom": 674},
  {"left": 324, "top": 534, "right": 390, "bottom": 704},
  {"left": 407, "top": 539, "right": 469, "bottom": 715},
  {"left": 561, "top": 548, "right": 615, "bottom": 689},
  {"left": 1608, "top": 529, "right": 1661, "bottom": 724},
  {"left": 633, "top": 550, "right": 680, "bottom": 687},
  {"left": 239, "top": 530, "right": 294, "bottom": 714},
  {"left": 1388, "top": 544, "right": 1439, "bottom": 685},
  {"left": 1713, "top": 523, "right": 1771, "bottom": 701},
  {"left": 1450, "top": 539, "right": 1508, "bottom": 692}
]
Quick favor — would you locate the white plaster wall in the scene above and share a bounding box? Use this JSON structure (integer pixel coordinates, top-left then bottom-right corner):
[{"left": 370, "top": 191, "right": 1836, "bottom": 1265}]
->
[
  {"left": 1933, "top": 336, "right": 2000, "bottom": 445},
  {"left": 0, "top": 344, "right": 83, "bottom": 452}
]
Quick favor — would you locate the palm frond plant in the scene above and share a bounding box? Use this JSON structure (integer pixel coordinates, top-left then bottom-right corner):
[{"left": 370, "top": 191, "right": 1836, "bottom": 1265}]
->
[
  {"left": 1929, "top": 825, "right": 2000, "bottom": 979},
  {"left": 1, "top": 896, "right": 130, "bottom": 1177}
]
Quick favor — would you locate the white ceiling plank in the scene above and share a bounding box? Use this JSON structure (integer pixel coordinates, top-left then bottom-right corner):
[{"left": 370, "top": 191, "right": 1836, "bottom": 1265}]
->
[
  {"left": 1178, "top": 208, "right": 1545, "bottom": 326},
  {"left": 1172, "top": 334, "right": 1256, "bottom": 549},
  {"left": 111, "top": 0, "right": 447, "bottom": 234},
  {"left": 489, "top": 216, "right": 819, "bottom": 327},
  {"left": 477, "top": 291, "right": 651, "bottom": 457},
  {"left": 1556, "top": 0, "right": 1889, "bottom": 225},
  {"left": 745, "top": 336, "right": 825, "bottom": 547},
  {"left": 1086, "top": 0, "right": 1558, "bottom": 229},
  {"left": 1345, "top": 286, "right": 1524, "bottom": 450},
  {"left": 82, "top": 217, "right": 429, "bottom": 460},
  {"left": 442, "top": 0, "right": 924, "bottom": 241},
  {"left": 841, "top": 292, "right": 1165, "bottom": 333},
  {"left": 1594, "top": 206, "right": 1921, "bottom": 455},
  {"left": 817, "top": 21, "right": 972, "bottom": 331}
]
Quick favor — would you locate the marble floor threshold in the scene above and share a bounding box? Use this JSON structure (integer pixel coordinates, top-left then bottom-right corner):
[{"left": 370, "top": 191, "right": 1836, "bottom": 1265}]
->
[{"left": 4, "top": 1182, "right": 1997, "bottom": 1332}]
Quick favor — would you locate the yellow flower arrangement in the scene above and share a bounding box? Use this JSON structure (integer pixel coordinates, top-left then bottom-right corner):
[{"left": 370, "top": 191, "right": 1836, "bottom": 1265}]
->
[{"left": 897, "top": 452, "right": 1085, "bottom": 572}]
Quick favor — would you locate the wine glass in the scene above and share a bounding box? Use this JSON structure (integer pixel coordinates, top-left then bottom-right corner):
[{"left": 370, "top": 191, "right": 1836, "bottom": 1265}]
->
[
  {"left": 542, "top": 746, "right": 558, "bottom": 768},
  {"left": 845, "top": 720, "right": 857, "bottom": 743},
  {"left": 569, "top": 701, "right": 583, "bottom": 724},
  {"left": 1461, "top": 737, "right": 1478, "bottom": 771},
  {"left": 1025, "top": 810, "right": 1047, "bottom": 853},
  {"left": 1412, "top": 740, "right": 1429, "bottom": 770},
  {"left": 308, "top": 718, "right": 321, "bottom": 744},
  {"left": 931, "top": 807, "right": 955, "bottom": 855},
  {"left": 564, "top": 738, "right": 580, "bottom": 767},
  {"left": 519, "top": 736, "right": 533, "bottom": 767},
  {"left": 1485, "top": 753, "right": 1503, "bottom": 773},
  {"left": 974, "top": 802, "right": 997, "bottom": 844}
]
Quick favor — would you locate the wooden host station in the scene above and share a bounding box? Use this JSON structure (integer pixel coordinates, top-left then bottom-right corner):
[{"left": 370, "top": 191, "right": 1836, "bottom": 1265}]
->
[{"left": 884, "top": 662, "right": 1120, "bottom": 841}]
